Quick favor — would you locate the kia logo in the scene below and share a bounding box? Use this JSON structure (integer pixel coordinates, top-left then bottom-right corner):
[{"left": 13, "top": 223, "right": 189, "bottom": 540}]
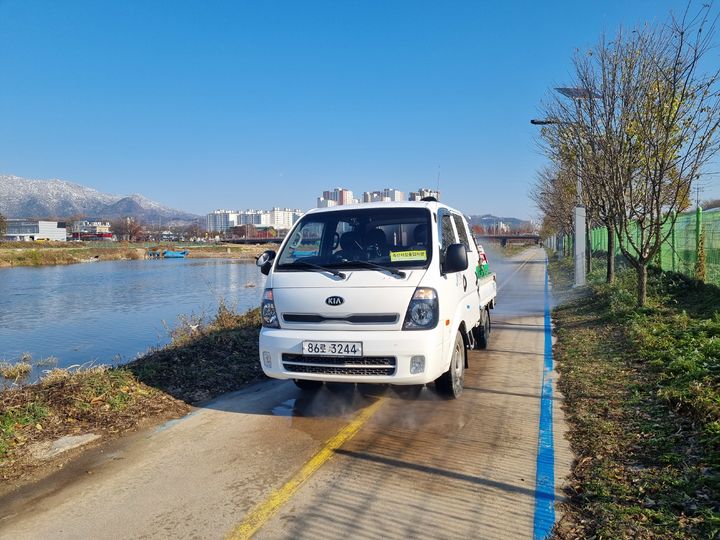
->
[{"left": 326, "top": 296, "right": 344, "bottom": 306}]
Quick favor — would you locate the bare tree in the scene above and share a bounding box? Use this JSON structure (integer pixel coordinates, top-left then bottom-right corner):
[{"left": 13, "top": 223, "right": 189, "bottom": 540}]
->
[
  {"left": 0, "top": 213, "right": 6, "bottom": 237},
  {"left": 111, "top": 217, "right": 144, "bottom": 242},
  {"left": 530, "top": 165, "right": 577, "bottom": 255},
  {"left": 537, "top": 30, "right": 642, "bottom": 284},
  {"left": 613, "top": 6, "right": 720, "bottom": 305},
  {"left": 536, "top": 4, "right": 720, "bottom": 304},
  {"left": 183, "top": 221, "right": 204, "bottom": 240}
]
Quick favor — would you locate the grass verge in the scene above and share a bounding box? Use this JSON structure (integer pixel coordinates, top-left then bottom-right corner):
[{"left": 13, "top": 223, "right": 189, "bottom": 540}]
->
[
  {"left": 0, "top": 303, "right": 263, "bottom": 485},
  {"left": 0, "top": 368, "right": 188, "bottom": 484},
  {"left": 550, "top": 254, "right": 720, "bottom": 539}
]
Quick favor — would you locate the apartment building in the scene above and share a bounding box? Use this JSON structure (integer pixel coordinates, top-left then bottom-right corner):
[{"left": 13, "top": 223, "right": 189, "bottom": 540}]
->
[
  {"left": 408, "top": 188, "right": 441, "bottom": 201},
  {"left": 362, "top": 188, "right": 404, "bottom": 203}
]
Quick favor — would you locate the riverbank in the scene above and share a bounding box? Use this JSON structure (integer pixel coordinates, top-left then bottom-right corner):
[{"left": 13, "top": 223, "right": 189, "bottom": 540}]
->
[
  {"left": 0, "top": 305, "right": 263, "bottom": 488},
  {"left": 0, "top": 242, "right": 267, "bottom": 267},
  {"left": 549, "top": 255, "right": 719, "bottom": 539}
]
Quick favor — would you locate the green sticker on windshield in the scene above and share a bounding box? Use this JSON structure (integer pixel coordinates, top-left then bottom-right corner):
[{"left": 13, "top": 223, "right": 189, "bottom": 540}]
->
[{"left": 390, "top": 250, "right": 427, "bottom": 262}]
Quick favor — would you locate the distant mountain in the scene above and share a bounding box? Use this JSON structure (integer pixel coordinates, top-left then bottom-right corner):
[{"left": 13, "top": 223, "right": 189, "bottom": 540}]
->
[
  {"left": 467, "top": 214, "right": 531, "bottom": 230},
  {"left": 0, "top": 175, "right": 200, "bottom": 224}
]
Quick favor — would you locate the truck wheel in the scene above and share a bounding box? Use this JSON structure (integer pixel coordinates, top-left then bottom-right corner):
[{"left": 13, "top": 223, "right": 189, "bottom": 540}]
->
[
  {"left": 435, "top": 332, "right": 465, "bottom": 398},
  {"left": 294, "top": 379, "right": 323, "bottom": 391},
  {"left": 474, "top": 307, "right": 491, "bottom": 350}
]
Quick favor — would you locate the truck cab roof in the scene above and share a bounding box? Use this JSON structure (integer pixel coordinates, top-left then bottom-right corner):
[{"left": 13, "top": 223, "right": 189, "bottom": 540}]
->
[{"left": 304, "top": 200, "right": 458, "bottom": 216}]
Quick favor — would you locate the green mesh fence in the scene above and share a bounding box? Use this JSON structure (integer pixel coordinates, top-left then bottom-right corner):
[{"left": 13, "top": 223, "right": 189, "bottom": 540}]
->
[
  {"left": 587, "top": 208, "right": 720, "bottom": 286},
  {"left": 705, "top": 210, "right": 720, "bottom": 285}
]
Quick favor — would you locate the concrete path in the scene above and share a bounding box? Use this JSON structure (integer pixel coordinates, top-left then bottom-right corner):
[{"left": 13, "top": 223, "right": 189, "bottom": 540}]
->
[{"left": 0, "top": 246, "right": 572, "bottom": 540}]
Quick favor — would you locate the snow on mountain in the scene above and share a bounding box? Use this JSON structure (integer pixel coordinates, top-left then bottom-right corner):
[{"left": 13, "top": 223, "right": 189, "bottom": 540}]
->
[{"left": 0, "top": 174, "right": 199, "bottom": 223}]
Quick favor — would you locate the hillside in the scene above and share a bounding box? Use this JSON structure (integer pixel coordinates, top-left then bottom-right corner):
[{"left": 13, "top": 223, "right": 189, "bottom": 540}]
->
[{"left": 0, "top": 175, "right": 199, "bottom": 224}]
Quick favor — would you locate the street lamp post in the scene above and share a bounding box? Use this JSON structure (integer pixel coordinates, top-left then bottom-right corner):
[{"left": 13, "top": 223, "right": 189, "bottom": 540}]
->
[{"left": 531, "top": 87, "right": 597, "bottom": 287}]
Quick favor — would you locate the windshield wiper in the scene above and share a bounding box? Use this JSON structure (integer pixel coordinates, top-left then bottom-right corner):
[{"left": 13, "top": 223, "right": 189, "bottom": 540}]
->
[
  {"left": 337, "top": 260, "right": 406, "bottom": 278},
  {"left": 286, "top": 260, "right": 346, "bottom": 279}
]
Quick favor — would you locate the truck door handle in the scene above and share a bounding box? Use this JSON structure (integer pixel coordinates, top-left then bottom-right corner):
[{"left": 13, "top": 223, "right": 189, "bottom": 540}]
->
[{"left": 463, "top": 275, "right": 467, "bottom": 292}]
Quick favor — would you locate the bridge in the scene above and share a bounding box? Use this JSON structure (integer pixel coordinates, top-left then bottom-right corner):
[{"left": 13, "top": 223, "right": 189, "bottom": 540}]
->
[{"left": 475, "top": 234, "right": 541, "bottom": 246}]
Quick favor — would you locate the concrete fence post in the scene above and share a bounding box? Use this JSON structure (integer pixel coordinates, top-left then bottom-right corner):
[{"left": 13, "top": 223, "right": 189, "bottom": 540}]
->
[
  {"left": 671, "top": 211, "right": 677, "bottom": 272},
  {"left": 696, "top": 206, "right": 703, "bottom": 253}
]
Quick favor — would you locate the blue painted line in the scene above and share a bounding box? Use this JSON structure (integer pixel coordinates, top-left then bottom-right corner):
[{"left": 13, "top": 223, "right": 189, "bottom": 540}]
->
[{"left": 533, "top": 254, "right": 556, "bottom": 540}]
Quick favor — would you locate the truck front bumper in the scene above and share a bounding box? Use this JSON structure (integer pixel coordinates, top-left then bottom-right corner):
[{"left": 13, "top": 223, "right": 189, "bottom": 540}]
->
[{"left": 259, "top": 328, "right": 446, "bottom": 385}]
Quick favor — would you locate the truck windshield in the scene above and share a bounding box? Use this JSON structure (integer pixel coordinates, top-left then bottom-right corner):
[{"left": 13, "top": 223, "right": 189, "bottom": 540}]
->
[{"left": 276, "top": 207, "right": 433, "bottom": 270}]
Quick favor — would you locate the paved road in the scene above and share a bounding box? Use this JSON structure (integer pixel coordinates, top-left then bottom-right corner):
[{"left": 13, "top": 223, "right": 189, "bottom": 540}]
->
[{"left": 0, "top": 246, "right": 572, "bottom": 540}]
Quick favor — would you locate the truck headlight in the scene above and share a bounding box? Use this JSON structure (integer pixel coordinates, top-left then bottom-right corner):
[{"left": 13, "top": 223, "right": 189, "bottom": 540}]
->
[
  {"left": 402, "top": 288, "right": 438, "bottom": 330},
  {"left": 261, "top": 289, "right": 280, "bottom": 328}
]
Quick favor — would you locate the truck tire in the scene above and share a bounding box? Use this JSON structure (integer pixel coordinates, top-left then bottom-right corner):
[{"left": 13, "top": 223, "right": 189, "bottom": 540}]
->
[
  {"left": 294, "top": 379, "right": 323, "bottom": 391},
  {"left": 435, "top": 332, "right": 465, "bottom": 398},
  {"left": 473, "top": 307, "right": 491, "bottom": 350}
]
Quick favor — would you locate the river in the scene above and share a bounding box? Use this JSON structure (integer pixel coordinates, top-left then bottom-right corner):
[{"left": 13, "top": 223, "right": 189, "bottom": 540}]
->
[{"left": 0, "top": 258, "right": 266, "bottom": 380}]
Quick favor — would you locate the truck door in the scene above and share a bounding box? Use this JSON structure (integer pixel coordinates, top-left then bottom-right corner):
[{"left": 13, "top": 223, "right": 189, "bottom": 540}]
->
[
  {"left": 451, "top": 212, "right": 482, "bottom": 327},
  {"left": 437, "top": 208, "right": 463, "bottom": 353}
]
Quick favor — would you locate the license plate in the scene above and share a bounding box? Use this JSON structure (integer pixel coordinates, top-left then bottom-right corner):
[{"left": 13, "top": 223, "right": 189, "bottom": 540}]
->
[{"left": 302, "top": 341, "right": 363, "bottom": 357}]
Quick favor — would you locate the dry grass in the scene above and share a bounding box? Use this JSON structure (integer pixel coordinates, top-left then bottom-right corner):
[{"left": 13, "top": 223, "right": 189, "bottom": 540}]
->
[
  {"left": 0, "top": 366, "right": 188, "bottom": 483},
  {"left": 0, "top": 362, "right": 32, "bottom": 382},
  {"left": 129, "top": 305, "right": 263, "bottom": 403},
  {"left": 185, "top": 244, "right": 267, "bottom": 259},
  {"left": 0, "top": 246, "right": 145, "bottom": 267}
]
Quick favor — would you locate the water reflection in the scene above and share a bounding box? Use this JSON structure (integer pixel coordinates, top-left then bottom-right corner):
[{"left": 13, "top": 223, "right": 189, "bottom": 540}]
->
[{"left": 0, "top": 259, "right": 265, "bottom": 374}]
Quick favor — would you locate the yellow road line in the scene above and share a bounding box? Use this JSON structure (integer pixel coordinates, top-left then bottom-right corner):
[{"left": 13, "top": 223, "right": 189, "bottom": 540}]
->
[{"left": 227, "top": 397, "right": 385, "bottom": 540}]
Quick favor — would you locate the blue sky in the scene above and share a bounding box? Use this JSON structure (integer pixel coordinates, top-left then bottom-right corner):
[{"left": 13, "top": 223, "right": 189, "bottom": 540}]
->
[{"left": 1, "top": 0, "right": 716, "bottom": 219}]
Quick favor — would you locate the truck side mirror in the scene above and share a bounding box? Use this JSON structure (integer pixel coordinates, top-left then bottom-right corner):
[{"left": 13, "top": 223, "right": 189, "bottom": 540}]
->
[
  {"left": 443, "top": 244, "right": 468, "bottom": 274},
  {"left": 256, "top": 250, "right": 276, "bottom": 275}
]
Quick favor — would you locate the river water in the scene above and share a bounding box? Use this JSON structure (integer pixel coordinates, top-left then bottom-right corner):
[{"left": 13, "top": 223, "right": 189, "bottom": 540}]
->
[{"left": 0, "top": 259, "right": 266, "bottom": 379}]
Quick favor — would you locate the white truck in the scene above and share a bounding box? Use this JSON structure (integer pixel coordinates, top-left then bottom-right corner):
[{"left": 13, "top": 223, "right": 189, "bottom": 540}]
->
[{"left": 256, "top": 199, "right": 497, "bottom": 398}]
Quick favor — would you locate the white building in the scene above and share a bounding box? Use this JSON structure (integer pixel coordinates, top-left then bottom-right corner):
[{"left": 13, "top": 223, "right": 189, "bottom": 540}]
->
[
  {"left": 268, "top": 208, "right": 303, "bottom": 229},
  {"left": 3, "top": 219, "right": 67, "bottom": 242},
  {"left": 206, "top": 210, "right": 240, "bottom": 233},
  {"left": 362, "top": 188, "right": 404, "bottom": 203},
  {"left": 382, "top": 188, "right": 404, "bottom": 201},
  {"left": 70, "top": 220, "right": 113, "bottom": 241},
  {"left": 237, "top": 210, "right": 269, "bottom": 226},
  {"left": 409, "top": 188, "right": 440, "bottom": 201},
  {"left": 207, "top": 207, "right": 304, "bottom": 233},
  {"left": 316, "top": 197, "right": 338, "bottom": 208}
]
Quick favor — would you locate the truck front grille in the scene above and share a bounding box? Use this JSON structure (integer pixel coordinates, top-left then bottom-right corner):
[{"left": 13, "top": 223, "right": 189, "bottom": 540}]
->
[
  {"left": 282, "top": 354, "right": 396, "bottom": 376},
  {"left": 282, "top": 313, "right": 399, "bottom": 324}
]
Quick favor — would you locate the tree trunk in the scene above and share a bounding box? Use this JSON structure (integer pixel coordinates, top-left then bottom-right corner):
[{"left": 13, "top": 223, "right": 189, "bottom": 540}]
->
[
  {"left": 637, "top": 263, "right": 648, "bottom": 307},
  {"left": 606, "top": 222, "right": 615, "bottom": 283}
]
